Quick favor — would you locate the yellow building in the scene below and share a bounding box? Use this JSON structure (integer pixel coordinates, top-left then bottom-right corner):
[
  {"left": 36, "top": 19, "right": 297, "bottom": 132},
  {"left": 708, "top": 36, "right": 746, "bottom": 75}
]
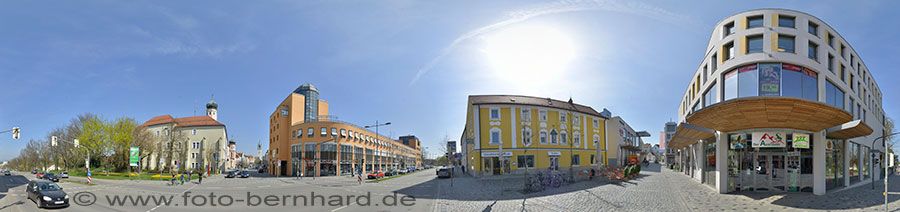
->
[
  {"left": 268, "top": 83, "right": 422, "bottom": 176},
  {"left": 461, "top": 95, "right": 609, "bottom": 176}
]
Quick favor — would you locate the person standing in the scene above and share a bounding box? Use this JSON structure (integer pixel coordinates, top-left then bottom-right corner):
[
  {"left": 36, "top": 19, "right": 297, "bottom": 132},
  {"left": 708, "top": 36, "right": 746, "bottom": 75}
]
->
[{"left": 198, "top": 173, "right": 203, "bottom": 184}]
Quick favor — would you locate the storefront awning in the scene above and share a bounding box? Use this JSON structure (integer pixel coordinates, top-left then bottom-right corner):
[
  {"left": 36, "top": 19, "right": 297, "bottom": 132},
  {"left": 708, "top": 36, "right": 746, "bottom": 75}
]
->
[
  {"left": 668, "top": 135, "right": 697, "bottom": 150},
  {"left": 826, "top": 120, "right": 873, "bottom": 139},
  {"left": 674, "top": 123, "right": 716, "bottom": 140},
  {"left": 685, "top": 97, "right": 852, "bottom": 133}
]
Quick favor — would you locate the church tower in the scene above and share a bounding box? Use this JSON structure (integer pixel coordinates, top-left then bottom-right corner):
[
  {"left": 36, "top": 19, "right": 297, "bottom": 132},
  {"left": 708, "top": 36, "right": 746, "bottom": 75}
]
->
[{"left": 206, "top": 99, "right": 218, "bottom": 121}]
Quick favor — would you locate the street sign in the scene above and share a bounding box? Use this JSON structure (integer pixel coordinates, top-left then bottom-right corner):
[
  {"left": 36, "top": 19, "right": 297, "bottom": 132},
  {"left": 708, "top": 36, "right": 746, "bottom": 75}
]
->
[
  {"left": 129, "top": 147, "right": 140, "bottom": 167},
  {"left": 73, "top": 139, "right": 79, "bottom": 147},
  {"left": 51, "top": 136, "right": 58, "bottom": 146}
]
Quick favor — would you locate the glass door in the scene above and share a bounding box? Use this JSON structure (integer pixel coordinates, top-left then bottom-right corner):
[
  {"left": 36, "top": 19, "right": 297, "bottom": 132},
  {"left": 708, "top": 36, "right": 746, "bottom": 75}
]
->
[
  {"left": 771, "top": 154, "right": 786, "bottom": 191},
  {"left": 754, "top": 153, "right": 769, "bottom": 191},
  {"left": 549, "top": 156, "right": 559, "bottom": 171}
]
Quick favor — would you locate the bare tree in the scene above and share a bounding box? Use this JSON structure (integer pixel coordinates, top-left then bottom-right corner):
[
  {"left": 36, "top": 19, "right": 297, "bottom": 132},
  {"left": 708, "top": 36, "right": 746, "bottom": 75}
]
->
[
  {"left": 133, "top": 125, "right": 157, "bottom": 172},
  {"left": 161, "top": 125, "right": 188, "bottom": 173},
  {"left": 886, "top": 117, "right": 896, "bottom": 154}
]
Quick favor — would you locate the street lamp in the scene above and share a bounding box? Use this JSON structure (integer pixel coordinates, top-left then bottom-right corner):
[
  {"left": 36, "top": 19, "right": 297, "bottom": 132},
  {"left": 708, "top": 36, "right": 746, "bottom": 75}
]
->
[{"left": 365, "top": 121, "right": 391, "bottom": 170}]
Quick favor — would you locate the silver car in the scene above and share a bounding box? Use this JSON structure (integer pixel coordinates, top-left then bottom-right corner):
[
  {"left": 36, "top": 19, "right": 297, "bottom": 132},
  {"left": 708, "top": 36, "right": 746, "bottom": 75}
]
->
[{"left": 57, "top": 172, "right": 68, "bottom": 178}]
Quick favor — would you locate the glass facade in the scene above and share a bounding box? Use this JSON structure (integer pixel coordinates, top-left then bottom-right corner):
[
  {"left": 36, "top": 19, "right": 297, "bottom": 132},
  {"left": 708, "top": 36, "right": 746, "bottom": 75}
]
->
[
  {"left": 849, "top": 142, "right": 859, "bottom": 184},
  {"left": 747, "top": 35, "right": 763, "bottom": 53},
  {"left": 825, "top": 80, "right": 845, "bottom": 110},
  {"left": 722, "top": 63, "right": 819, "bottom": 102},
  {"left": 704, "top": 83, "right": 717, "bottom": 107},
  {"left": 826, "top": 139, "right": 844, "bottom": 190}
]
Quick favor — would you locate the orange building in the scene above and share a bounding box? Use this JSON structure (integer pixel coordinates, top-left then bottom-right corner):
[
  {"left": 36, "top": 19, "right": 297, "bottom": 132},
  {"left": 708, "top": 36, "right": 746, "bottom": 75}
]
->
[{"left": 268, "top": 83, "right": 422, "bottom": 176}]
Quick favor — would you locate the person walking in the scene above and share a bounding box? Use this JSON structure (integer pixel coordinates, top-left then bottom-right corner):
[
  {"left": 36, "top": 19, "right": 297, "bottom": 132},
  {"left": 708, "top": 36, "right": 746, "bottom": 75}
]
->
[
  {"left": 198, "top": 173, "right": 203, "bottom": 184},
  {"left": 179, "top": 173, "right": 185, "bottom": 185}
]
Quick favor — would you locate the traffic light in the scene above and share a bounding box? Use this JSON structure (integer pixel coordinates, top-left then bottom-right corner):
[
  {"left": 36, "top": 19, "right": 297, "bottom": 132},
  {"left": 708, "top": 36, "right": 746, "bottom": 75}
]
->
[
  {"left": 12, "top": 127, "right": 20, "bottom": 139},
  {"left": 51, "top": 136, "right": 58, "bottom": 146}
]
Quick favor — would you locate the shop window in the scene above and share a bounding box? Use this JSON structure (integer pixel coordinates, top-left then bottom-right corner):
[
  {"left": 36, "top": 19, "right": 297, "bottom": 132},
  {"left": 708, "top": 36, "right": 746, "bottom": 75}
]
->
[
  {"left": 517, "top": 155, "right": 534, "bottom": 168},
  {"left": 738, "top": 64, "right": 758, "bottom": 97},
  {"left": 724, "top": 69, "right": 737, "bottom": 100}
]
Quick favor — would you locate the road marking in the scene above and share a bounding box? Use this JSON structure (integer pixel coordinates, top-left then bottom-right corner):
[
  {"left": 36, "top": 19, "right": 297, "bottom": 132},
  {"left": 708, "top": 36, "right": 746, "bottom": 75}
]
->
[{"left": 147, "top": 183, "right": 198, "bottom": 212}]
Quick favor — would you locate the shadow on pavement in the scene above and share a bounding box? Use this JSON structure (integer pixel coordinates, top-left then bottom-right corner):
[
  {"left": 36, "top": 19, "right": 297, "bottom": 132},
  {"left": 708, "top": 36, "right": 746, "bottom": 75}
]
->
[
  {"left": 392, "top": 164, "right": 660, "bottom": 201},
  {"left": 725, "top": 174, "right": 900, "bottom": 210}
]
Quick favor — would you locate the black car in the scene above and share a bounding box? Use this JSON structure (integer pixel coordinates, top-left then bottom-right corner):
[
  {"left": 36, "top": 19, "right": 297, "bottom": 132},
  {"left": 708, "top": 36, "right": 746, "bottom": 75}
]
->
[
  {"left": 26, "top": 180, "right": 69, "bottom": 209},
  {"left": 225, "top": 171, "right": 237, "bottom": 178},
  {"left": 239, "top": 170, "right": 250, "bottom": 178},
  {"left": 42, "top": 173, "right": 59, "bottom": 182}
]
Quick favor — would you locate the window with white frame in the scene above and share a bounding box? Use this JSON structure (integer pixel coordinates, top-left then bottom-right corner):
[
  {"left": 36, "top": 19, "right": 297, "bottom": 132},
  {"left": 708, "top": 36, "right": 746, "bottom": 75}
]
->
[
  {"left": 560, "top": 113, "right": 567, "bottom": 122},
  {"left": 560, "top": 131, "right": 568, "bottom": 145},
  {"left": 521, "top": 127, "right": 532, "bottom": 146},
  {"left": 308, "top": 128, "right": 314, "bottom": 136},
  {"left": 340, "top": 129, "right": 346, "bottom": 137},
  {"left": 539, "top": 110, "right": 547, "bottom": 121},
  {"left": 490, "top": 128, "right": 502, "bottom": 145},
  {"left": 573, "top": 115, "right": 580, "bottom": 125},
  {"left": 192, "top": 129, "right": 197, "bottom": 135},
  {"left": 550, "top": 130, "right": 558, "bottom": 144},
  {"left": 573, "top": 132, "right": 581, "bottom": 147},
  {"left": 331, "top": 128, "right": 338, "bottom": 136},
  {"left": 521, "top": 109, "right": 531, "bottom": 121},
  {"left": 192, "top": 142, "right": 201, "bottom": 149},
  {"left": 593, "top": 119, "right": 599, "bottom": 128},
  {"left": 540, "top": 130, "right": 548, "bottom": 144},
  {"left": 321, "top": 128, "right": 327, "bottom": 136},
  {"left": 490, "top": 108, "right": 500, "bottom": 120},
  {"left": 593, "top": 134, "right": 600, "bottom": 146}
]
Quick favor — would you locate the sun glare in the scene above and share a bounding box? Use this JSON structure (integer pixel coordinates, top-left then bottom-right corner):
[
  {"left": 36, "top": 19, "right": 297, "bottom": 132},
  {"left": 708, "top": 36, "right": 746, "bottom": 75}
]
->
[{"left": 482, "top": 25, "right": 575, "bottom": 83}]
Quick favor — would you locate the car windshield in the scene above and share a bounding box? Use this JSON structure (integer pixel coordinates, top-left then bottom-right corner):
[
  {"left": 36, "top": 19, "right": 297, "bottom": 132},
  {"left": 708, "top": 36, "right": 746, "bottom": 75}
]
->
[
  {"left": 38, "top": 183, "right": 61, "bottom": 191},
  {"left": 45, "top": 173, "right": 54, "bottom": 177}
]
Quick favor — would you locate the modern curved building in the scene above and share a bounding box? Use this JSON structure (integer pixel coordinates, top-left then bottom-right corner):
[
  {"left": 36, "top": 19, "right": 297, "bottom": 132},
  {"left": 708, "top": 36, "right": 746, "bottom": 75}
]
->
[{"left": 669, "top": 9, "right": 886, "bottom": 195}]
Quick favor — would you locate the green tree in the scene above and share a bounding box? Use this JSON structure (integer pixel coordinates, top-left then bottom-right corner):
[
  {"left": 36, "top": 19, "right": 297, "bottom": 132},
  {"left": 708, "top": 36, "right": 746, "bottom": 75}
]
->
[{"left": 77, "top": 114, "right": 112, "bottom": 173}]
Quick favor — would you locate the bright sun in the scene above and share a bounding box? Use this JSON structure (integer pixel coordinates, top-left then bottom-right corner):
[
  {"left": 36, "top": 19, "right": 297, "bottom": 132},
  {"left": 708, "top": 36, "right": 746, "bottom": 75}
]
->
[{"left": 482, "top": 25, "right": 575, "bottom": 83}]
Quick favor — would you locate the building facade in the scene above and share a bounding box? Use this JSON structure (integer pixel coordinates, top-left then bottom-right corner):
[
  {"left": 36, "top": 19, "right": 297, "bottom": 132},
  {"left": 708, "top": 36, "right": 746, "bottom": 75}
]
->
[
  {"left": 140, "top": 100, "right": 228, "bottom": 174},
  {"left": 268, "top": 83, "right": 422, "bottom": 177},
  {"left": 670, "top": 9, "right": 885, "bottom": 195},
  {"left": 663, "top": 121, "right": 677, "bottom": 165},
  {"left": 461, "top": 95, "right": 609, "bottom": 177},
  {"left": 605, "top": 116, "right": 648, "bottom": 166}
]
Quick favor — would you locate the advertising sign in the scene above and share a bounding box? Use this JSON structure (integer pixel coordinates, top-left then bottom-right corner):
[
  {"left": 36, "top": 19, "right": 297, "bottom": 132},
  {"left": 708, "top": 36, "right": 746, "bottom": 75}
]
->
[
  {"left": 792, "top": 133, "right": 810, "bottom": 149},
  {"left": 481, "top": 152, "right": 513, "bottom": 157},
  {"left": 129, "top": 147, "right": 140, "bottom": 167},
  {"left": 752, "top": 132, "right": 786, "bottom": 148},
  {"left": 729, "top": 134, "right": 746, "bottom": 149},
  {"left": 759, "top": 63, "right": 782, "bottom": 96}
]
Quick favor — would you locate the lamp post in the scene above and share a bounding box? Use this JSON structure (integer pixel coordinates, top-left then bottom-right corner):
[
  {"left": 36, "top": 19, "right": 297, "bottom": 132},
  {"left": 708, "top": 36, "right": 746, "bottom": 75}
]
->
[{"left": 366, "top": 121, "right": 390, "bottom": 170}]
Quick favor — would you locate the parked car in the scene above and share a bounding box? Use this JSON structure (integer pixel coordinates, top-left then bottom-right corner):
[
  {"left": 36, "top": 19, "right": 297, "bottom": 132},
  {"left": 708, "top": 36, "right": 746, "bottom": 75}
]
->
[
  {"left": 57, "top": 172, "right": 68, "bottom": 178},
  {"left": 26, "top": 180, "right": 69, "bottom": 209},
  {"left": 36, "top": 172, "right": 45, "bottom": 178},
  {"left": 407, "top": 167, "right": 417, "bottom": 173},
  {"left": 31, "top": 169, "right": 37, "bottom": 174},
  {"left": 42, "top": 173, "right": 59, "bottom": 182},
  {"left": 4, "top": 170, "right": 10, "bottom": 176},
  {"left": 385, "top": 169, "right": 398, "bottom": 176},
  {"left": 240, "top": 170, "right": 250, "bottom": 178},
  {"left": 437, "top": 167, "right": 453, "bottom": 178},
  {"left": 436, "top": 167, "right": 442, "bottom": 175},
  {"left": 225, "top": 171, "right": 237, "bottom": 178},
  {"left": 367, "top": 171, "right": 384, "bottom": 179}
]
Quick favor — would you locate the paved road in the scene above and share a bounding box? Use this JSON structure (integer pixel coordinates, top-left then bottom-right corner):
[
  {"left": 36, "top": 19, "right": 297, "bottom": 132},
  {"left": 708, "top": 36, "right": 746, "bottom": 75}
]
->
[
  {"left": 5, "top": 165, "right": 900, "bottom": 211},
  {"left": 0, "top": 170, "right": 439, "bottom": 212}
]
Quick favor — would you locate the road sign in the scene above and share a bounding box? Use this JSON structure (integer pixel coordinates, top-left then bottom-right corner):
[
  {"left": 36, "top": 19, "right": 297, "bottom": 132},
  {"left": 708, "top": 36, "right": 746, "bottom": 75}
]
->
[
  {"left": 51, "top": 136, "right": 58, "bottom": 146},
  {"left": 73, "top": 139, "right": 79, "bottom": 147},
  {"left": 129, "top": 147, "right": 140, "bottom": 167}
]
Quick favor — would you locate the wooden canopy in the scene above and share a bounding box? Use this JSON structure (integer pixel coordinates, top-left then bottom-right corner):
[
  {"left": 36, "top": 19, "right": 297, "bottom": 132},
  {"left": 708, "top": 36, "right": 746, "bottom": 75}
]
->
[
  {"left": 826, "top": 120, "right": 873, "bottom": 139},
  {"left": 669, "top": 135, "right": 698, "bottom": 150},
  {"left": 686, "top": 97, "right": 852, "bottom": 133}
]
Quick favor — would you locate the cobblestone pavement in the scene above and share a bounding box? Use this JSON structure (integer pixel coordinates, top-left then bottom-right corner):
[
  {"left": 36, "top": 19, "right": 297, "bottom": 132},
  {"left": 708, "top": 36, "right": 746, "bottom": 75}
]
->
[{"left": 434, "top": 164, "right": 900, "bottom": 212}]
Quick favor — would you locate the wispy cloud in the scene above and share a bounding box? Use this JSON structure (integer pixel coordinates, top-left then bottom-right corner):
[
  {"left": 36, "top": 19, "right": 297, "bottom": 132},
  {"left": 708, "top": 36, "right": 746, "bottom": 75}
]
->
[{"left": 409, "top": 0, "right": 692, "bottom": 85}]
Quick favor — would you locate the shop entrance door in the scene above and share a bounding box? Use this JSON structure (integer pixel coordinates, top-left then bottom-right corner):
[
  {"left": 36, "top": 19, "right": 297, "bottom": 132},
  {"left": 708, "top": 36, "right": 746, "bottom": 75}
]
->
[
  {"left": 549, "top": 156, "right": 559, "bottom": 171},
  {"left": 754, "top": 153, "right": 786, "bottom": 191}
]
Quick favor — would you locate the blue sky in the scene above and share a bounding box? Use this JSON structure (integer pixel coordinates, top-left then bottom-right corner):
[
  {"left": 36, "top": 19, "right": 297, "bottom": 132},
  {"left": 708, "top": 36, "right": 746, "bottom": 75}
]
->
[{"left": 1, "top": 1, "right": 899, "bottom": 161}]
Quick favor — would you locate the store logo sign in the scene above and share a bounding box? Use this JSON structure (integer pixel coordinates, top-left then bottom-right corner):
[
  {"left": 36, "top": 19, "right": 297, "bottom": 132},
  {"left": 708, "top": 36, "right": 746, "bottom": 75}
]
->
[
  {"left": 752, "top": 132, "right": 786, "bottom": 148},
  {"left": 793, "top": 133, "right": 810, "bottom": 149}
]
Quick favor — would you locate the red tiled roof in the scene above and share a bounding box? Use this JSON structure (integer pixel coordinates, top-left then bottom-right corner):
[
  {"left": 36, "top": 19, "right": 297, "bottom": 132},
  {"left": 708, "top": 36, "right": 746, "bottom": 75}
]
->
[
  {"left": 139, "top": 115, "right": 225, "bottom": 127},
  {"left": 139, "top": 115, "right": 175, "bottom": 127},
  {"left": 174, "top": 116, "right": 225, "bottom": 127}
]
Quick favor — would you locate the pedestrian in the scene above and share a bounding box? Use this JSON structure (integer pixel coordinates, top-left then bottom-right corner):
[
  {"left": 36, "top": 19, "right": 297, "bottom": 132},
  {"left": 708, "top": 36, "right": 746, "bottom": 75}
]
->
[
  {"left": 180, "top": 173, "right": 185, "bottom": 185},
  {"left": 590, "top": 168, "right": 596, "bottom": 180},
  {"left": 198, "top": 173, "right": 203, "bottom": 184}
]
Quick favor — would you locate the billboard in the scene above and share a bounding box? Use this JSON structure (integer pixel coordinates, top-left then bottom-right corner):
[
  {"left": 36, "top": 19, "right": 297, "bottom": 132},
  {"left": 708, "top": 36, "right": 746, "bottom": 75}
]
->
[{"left": 752, "top": 132, "right": 786, "bottom": 148}]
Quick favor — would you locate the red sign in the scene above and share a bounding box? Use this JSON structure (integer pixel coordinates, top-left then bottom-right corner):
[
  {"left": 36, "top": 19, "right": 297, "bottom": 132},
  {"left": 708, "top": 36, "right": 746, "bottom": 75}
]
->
[
  {"left": 782, "top": 63, "right": 802, "bottom": 72},
  {"left": 738, "top": 64, "right": 758, "bottom": 73}
]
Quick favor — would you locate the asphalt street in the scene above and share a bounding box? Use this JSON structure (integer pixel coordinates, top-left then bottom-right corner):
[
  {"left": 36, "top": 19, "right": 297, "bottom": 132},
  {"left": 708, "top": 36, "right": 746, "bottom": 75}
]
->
[{"left": 0, "top": 169, "right": 443, "bottom": 212}]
